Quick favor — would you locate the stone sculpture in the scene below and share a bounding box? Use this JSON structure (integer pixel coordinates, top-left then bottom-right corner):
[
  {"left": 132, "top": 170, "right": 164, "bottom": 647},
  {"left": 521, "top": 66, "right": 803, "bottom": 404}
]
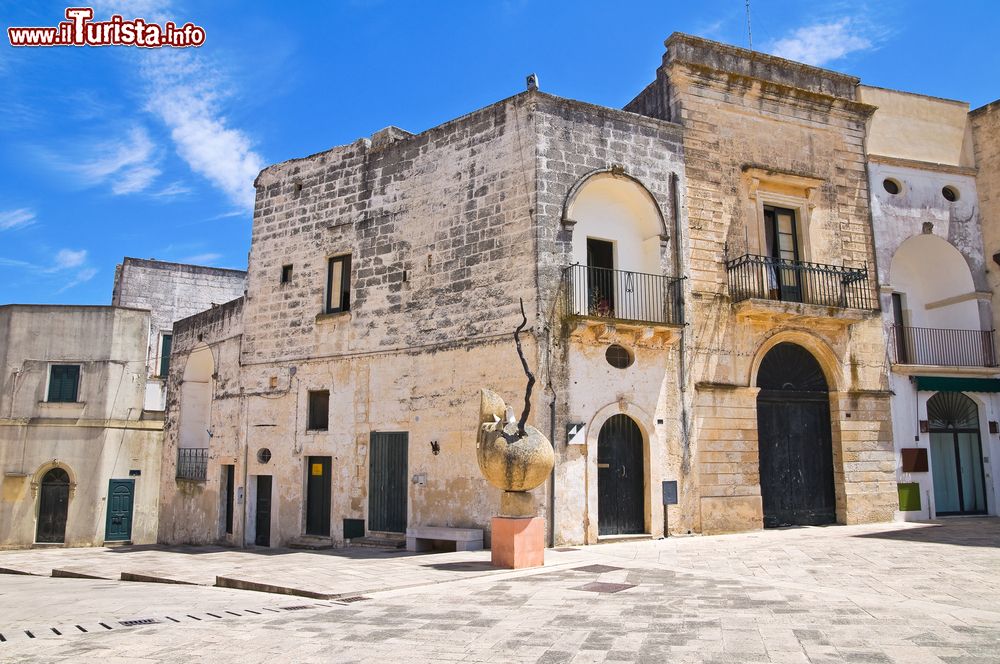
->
[{"left": 476, "top": 299, "right": 554, "bottom": 567}]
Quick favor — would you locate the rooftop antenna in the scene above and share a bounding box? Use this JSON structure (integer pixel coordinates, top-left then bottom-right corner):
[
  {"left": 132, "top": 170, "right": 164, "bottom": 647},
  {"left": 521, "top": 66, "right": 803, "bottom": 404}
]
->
[{"left": 745, "top": 0, "right": 754, "bottom": 50}]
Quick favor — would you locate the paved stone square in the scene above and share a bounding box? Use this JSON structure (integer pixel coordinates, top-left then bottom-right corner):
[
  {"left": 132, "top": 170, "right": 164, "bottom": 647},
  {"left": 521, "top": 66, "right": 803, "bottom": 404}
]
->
[{"left": 1, "top": 519, "right": 999, "bottom": 662}]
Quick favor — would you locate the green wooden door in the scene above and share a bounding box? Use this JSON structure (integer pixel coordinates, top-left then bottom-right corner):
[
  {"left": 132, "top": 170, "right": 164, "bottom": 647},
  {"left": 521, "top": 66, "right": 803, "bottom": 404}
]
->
[
  {"left": 105, "top": 479, "right": 134, "bottom": 541},
  {"left": 368, "top": 432, "right": 408, "bottom": 533}
]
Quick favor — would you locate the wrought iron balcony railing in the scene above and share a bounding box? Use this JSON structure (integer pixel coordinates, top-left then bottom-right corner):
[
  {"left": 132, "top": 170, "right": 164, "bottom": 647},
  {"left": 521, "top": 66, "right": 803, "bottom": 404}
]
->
[
  {"left": 563, "top": 264, "right": 683, "bottom": 326},
  {"left": 177, "top": 447, "right": 209, "bottom": 481},
  {"left": 726, "top": 254, "right": 877, "bottom": 310},
  {"left": 891, "top": 325, "right": 998, "bottom": 367}
]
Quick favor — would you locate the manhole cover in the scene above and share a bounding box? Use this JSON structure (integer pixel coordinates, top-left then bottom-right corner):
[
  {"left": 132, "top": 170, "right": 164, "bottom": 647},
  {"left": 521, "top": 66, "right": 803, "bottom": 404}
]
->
[
  {"left": 574, "top": 582, "right": 635, "bottom": 594},
  {"left": 573, "top": 564, "right": 622, "bottom": 573}
]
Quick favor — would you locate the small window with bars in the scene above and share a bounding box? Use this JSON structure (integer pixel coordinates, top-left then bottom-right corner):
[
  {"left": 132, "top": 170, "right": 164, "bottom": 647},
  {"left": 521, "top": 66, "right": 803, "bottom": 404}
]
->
[{"left": 47, "top": 364, "right": 80, "bottom": 403}]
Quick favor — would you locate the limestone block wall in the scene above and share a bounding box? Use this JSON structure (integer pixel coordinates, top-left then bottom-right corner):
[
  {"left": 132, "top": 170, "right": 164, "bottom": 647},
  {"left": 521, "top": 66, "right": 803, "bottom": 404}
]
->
[
  {"left": 972, "top": 101, "right": 1000, "bottom": 338},
  {"left": 160, "top": 94, "right": 556, "bottom": 547}
]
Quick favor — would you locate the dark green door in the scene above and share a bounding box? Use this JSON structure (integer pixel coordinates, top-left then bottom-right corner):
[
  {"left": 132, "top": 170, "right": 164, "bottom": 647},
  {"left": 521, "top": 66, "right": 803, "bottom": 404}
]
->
[
  {"left": 255, "top": 475, "right": 272, "bottom": 546},
  {"left": 369, "top": 432, "right": 408, "bottom": 533},
  {"left": 105, "top": 479, "right": 134, "bottom": 542},
  {"left": 306, "top": 457, "right": 331, "bottom": 536}
]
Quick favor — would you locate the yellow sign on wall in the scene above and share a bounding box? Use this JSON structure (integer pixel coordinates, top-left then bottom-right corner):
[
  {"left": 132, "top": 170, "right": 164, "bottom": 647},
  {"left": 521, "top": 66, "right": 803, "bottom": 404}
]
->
[{"left": 311, "top": 463, "right": 323, "bottom": 476}]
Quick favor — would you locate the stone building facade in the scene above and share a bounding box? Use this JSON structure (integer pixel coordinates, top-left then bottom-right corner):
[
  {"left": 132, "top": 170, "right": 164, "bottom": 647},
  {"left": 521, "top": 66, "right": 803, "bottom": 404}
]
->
[
  {"left": 0, "top": 260, "right": 249, "bottom": 548},
  {"left": 627, "top": 35, "right": 896, "bottom": 533},
  {"left": 0, "top": 305, "right": 162, "bottom": 548},
  {"left": 158, "top": 33, "right": 1000, "bottom": 549}
]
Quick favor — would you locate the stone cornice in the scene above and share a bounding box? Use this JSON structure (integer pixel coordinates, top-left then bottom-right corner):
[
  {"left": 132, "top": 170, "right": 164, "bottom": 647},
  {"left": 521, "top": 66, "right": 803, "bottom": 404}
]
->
[{"left": 867, "top": 153, "right": 977, "bottom": 177}]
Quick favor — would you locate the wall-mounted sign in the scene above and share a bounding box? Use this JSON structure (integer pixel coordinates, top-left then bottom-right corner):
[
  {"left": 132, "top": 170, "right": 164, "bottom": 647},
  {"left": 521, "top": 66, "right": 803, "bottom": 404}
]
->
[
  {"left": 566, "top": 423, "right": 586, "bottom": 445},
  {"left": 128, "top": 469, "right": 141, "bottom": 476},
  {"left": 311, "top": 463, "right": 323, "bottom": 476},
  {"left": 662, "top": 480, "right": 678, "bottom": 505}
]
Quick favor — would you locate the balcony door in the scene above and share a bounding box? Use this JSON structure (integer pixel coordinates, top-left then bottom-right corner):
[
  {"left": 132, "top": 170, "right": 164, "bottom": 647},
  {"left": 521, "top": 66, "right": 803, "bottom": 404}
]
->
[
  {"left": 763, "top": 206, "right": 802, "bottom": 302},
  {"left": 587, "top": 238, "right": 615, "bottom": 317}
]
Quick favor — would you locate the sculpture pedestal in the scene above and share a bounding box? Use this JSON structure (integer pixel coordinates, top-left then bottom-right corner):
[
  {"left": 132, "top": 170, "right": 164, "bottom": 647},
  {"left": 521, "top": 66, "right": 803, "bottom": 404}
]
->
[{"left": 491, "top": 516, "right": 545, "bottom": 569}]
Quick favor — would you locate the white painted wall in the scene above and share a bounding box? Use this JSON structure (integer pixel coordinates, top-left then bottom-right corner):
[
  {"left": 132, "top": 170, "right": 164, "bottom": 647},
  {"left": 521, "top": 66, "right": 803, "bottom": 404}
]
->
[
  {"left": 889, "top": 234, "right": 979, "bottom": 330},
  {"left": 179, "top": 345, "right": 213, "bottom": 449},
  {"left": 568, "top": 174, "right": 663, "bottom": 275}
]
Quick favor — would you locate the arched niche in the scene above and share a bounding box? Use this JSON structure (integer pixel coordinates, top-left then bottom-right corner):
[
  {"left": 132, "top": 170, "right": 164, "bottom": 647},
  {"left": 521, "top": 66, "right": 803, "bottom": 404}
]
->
[
  {"left": 179, "top": 344, "right": 214, "bottom": 449},
  {"left": 563, "top": 170, "right": 668, "bottom": 276},
  {"left": 889, "top": 234, "right": 979, "bottom": 330}
]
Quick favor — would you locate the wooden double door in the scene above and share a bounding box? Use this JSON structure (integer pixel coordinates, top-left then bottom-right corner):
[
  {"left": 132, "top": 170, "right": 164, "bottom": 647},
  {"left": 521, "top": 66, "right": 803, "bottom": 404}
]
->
[
  {"left": 756, "top": 342, "right": 837, "bottom": 528},
  {"left": 597, "top": 415, "right": 644, "bottom": 536}
]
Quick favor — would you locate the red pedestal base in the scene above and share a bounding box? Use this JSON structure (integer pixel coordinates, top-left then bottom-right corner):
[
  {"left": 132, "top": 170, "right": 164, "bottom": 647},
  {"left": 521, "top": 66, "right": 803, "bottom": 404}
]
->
[{"left": 491, "top": 516, "right": 545, "bottom": 569}]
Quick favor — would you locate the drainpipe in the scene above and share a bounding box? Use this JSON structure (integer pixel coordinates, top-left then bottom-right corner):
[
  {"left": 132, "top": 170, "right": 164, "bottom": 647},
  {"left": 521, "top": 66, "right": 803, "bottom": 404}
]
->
[
  {"left": 240, "top": 389, "right": 249, "bottom": 549},
  {"left": 548, "top": 391, "right": 556, "bottom": 548},
  {"left": 671, "top": 171, "right": 690, "bottom": 534}
]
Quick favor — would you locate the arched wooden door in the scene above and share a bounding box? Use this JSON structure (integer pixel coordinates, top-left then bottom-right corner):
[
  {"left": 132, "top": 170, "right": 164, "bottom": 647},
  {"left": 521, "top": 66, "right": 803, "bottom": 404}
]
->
[
  {"left": 597, "top": 414, "right": 644, "bottom": 535},
  {"left": 756, "top": 343, "right": 836, "bottom": 528},
  {"left": 36, "top": 468, "right": 70, "bottom": 543}
]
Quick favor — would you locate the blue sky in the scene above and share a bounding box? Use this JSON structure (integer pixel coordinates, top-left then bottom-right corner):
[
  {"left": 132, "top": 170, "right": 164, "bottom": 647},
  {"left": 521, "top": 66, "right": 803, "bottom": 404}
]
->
[{"left": 2, "top": 1, "right": 998, "bottom": 305}]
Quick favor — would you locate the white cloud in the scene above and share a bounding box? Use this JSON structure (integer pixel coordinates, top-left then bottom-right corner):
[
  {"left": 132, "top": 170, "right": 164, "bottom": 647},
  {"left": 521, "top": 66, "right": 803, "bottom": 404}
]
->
[
  {"left": 151, "top": 181, "right": 192, "bottom": 199},
  {"left": 56, "top": 267, "right": 99, "bottom": 293},
  {"left": 768, "top": 18, "right": 873, "bottom": 66},
  {"left": 54, "top": 249, "right": 87, "bottom": 270},
  {"left": 44, "top": 125, "right": 162, "bottom": 195},
  {"left": 180, "top": 252, "right": 222, "bottom": 265},
  {"left": 0, "top": 208, "right": 36, "bottom": 231},
  {"left": 141, "top": 51, "right": 264, "bottom": 211}
]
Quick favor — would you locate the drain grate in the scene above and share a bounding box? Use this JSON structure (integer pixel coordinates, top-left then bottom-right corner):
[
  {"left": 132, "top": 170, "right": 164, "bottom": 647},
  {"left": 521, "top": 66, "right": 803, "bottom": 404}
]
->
[
  {"left": 573, "top": 564, "right": 623, "bottom": 574},
  {"left": 280, "top": 605, "right": 314, "bottom": 611},
  {"left": 573, "top": 581, "right": 635, "bottom": 594},
  {"left": 119, "top": 618, "right": 159, "bottom": 627},
  {"left": 338, "top": 596, "right": 370, "bottom": 603},
  {"left": 553, "top": 547, "right": 579, "bottom": 552}
]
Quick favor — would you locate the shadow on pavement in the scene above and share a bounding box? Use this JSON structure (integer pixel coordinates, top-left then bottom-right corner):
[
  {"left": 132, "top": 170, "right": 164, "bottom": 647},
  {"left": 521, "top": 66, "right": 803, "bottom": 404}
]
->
[
  {"left": 420, "top": 561, "right": 496, "bottom": 572},
  {"left": 852, "top": 517, "right": 1000, "bottom": 548}
]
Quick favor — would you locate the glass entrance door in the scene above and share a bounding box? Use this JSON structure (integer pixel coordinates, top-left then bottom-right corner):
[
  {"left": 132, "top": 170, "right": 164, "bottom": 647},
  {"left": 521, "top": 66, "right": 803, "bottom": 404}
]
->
[{"left": 927, "top": 392, "right": 988, "bottom": 516}]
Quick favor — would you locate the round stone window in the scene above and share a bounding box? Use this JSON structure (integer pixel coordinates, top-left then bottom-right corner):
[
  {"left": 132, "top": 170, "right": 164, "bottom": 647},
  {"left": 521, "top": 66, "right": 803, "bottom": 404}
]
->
[
  {"left": 605, "top": 344, "right": 634, "bottom": 369},
  {"left": 882, "top": 178, "right": 901, "bottom": 195},
  {"left": 942, "top": 185, "right": 959, "bottom": 202},
  {"left": 256, "top": 448, "right": 272, "bottom": 464}
]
